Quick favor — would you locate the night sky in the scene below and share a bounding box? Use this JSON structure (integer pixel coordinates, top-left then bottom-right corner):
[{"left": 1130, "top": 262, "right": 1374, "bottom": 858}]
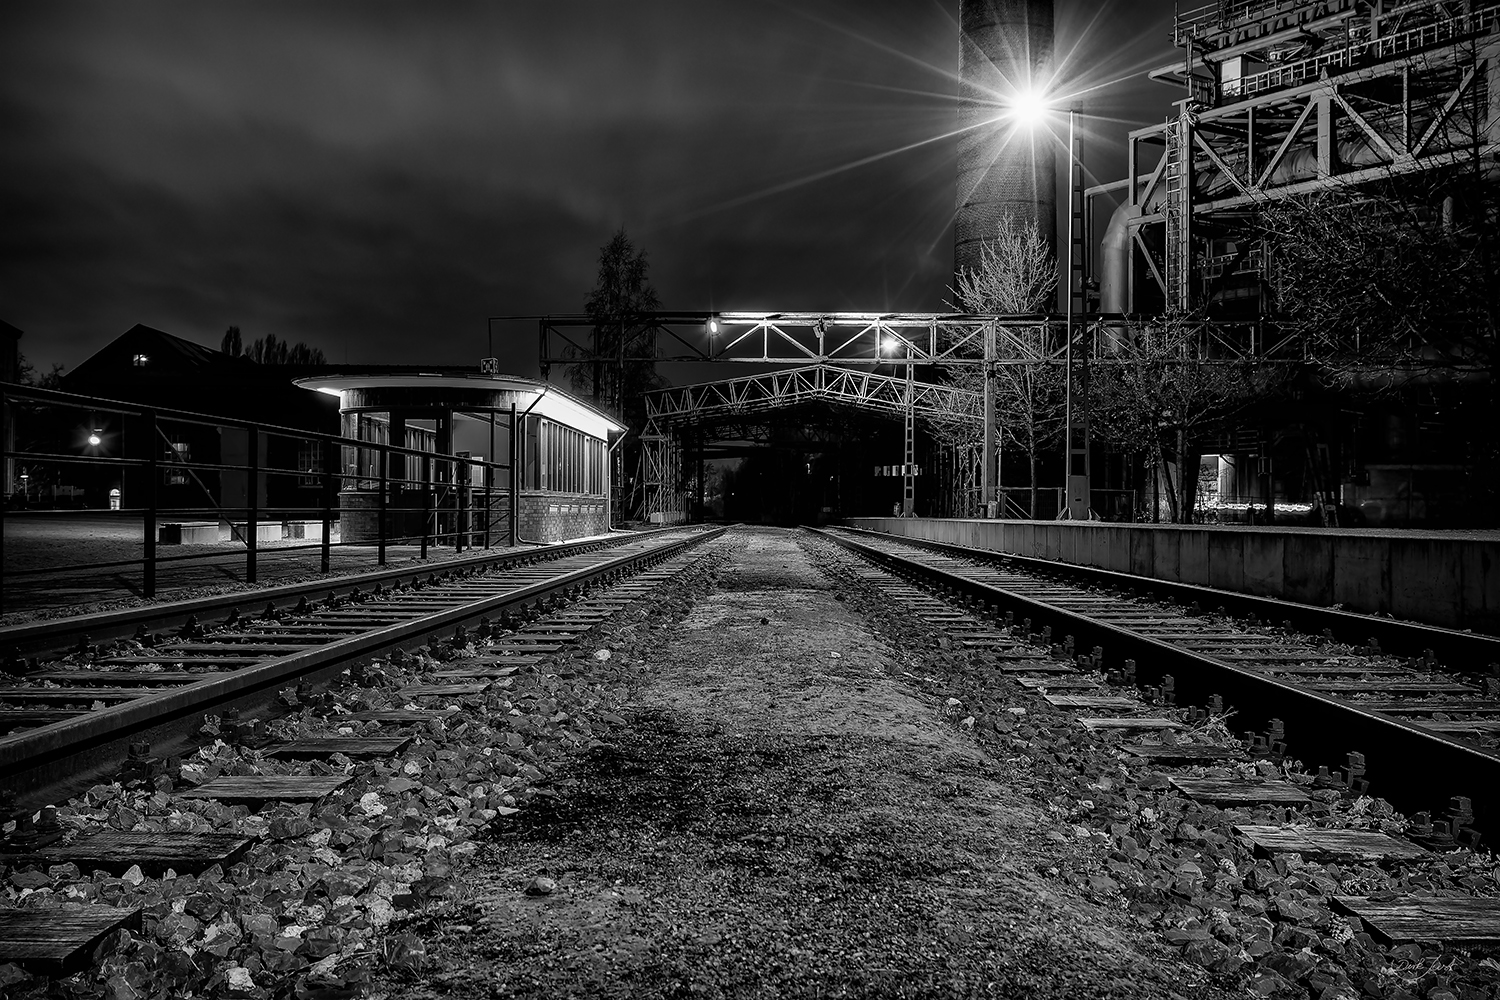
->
[{"left": 2, "top": 1, "right": 1182, "bottom": 379}]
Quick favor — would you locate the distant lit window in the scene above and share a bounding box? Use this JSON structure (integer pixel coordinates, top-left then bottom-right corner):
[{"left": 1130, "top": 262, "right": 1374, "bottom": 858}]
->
[
  {"left": 298, "top": 441, "right": 323, "bottom": 487},
  {"left": 164, "top": 441, "right": 189, "bottom": 486},
  {"left": 132, "top": 354, "right": 149, "bottom": 366}
]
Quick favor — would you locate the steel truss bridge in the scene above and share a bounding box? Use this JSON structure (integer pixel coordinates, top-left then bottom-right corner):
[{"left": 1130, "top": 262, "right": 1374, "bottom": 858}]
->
[
  {"left": 533, "top": 311, "right": 1336, "bottom": 379},
  {"left": 526, "top": 311, "right": 1327, "bottom": 523}
]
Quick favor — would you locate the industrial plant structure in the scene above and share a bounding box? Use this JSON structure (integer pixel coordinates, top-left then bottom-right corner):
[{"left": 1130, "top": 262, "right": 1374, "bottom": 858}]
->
[
  {"left": 1087, "top": 0, "right": 1499, "bottom": 525},
  {"left": 534, "top": 0, "right": 1498, "bottom": 529}
]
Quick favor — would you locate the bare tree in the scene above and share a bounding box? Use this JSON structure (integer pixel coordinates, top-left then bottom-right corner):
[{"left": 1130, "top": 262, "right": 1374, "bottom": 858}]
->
[
  {"left": 1089, "top": 315, "right": 1274, "bottom": 522},
  {"left": 231, "top": 332, "right": 326, "bottom": 365},
  {"left": 1259, "top": 181, "right": 1497, "bottom": 384},
  {"left": 942, "top": 213, "right": 1062, "bottom": 517},
  {"left": 1256, "top": 165, "right": 1500, "bottom": 513}
]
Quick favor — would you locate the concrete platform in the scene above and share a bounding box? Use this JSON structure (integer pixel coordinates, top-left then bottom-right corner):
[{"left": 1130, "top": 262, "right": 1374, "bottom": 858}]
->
[{"left": 846, "top": 517, "right": 1500, "bottom": 634}]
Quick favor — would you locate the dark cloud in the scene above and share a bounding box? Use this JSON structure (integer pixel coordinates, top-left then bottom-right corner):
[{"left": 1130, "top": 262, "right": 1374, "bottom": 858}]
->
[{"left": 1, "top": 0, "right": 1181, "bottom": 377}]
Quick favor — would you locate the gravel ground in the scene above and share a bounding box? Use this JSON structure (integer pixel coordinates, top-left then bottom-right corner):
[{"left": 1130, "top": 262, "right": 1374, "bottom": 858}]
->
[
  {"left": 377, "top": 528, "right": 1225, "bottom": 999},
  {"left": 8, "top": 526, "right": 1498, "bottom": 999}
]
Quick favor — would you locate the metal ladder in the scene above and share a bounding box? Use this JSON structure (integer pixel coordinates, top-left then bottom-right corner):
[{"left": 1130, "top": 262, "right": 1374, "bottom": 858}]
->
[{"left": 1162, "top": 112, "right": 1194, "bottom": 312}]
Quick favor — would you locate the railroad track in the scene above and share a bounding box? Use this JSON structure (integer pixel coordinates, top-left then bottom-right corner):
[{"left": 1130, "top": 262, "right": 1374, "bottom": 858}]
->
[
  {"left": 0, "top": 524, "right": 726, "bottom": 976},
  {"left": 810, "top": 526, "right": 1500, "bottom": 956},
  {"left": 0, "top": 526, "right": 723, "bottom": 802},
  {"left": 815, "top": 526, "right": 1500, "bottom": 839}
]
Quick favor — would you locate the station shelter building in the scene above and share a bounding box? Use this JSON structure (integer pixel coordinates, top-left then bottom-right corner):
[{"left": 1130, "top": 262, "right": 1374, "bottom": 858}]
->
[{"left": 295, "top": 373, "right": 623, "bottom": 544}]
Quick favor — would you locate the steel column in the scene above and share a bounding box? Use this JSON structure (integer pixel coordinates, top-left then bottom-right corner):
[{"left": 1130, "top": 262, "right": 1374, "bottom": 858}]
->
[
  {"left": 420, "top": 454, "right": 431, "bottom": 560},
  {"left": 377, "top": 447, "right": 388, "bottom": 567},
  {"left": 321, "top": 438, "right": 335, "bottom": 574},
  {"left": 143, "top": 410, "right": 158, "bottom": 598},
  {"left": 245, "top": 426, "right": 258, "bottom": 585}
]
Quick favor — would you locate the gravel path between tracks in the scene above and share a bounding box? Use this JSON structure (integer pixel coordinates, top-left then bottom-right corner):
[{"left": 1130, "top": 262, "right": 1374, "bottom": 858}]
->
[{"left": 376, "top": 527, "right": 1226, "bottom": 1000}]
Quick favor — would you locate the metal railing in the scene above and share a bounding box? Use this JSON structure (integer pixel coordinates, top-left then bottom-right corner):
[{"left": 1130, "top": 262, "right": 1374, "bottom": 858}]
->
[
  {"left": 0, "top": 382, "right": 525, "bottom": 613},
  {"left": 1228, "top": 4, "right": 1500, "bottom": 100}
]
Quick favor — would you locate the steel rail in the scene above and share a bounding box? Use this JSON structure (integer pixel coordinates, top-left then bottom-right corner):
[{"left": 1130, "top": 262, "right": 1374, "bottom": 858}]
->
[
  {"left": 0, "top": 527, "right": 724, "bottom": 784},
  {"left": 0, "top": 529, "right": 681, "bottom": 659},
  {"left": 834, "top": 526, "right": 1500, "bottom": 669},
  {"left": 815, "top": 527, "right": 1500, "bottom": 834}
]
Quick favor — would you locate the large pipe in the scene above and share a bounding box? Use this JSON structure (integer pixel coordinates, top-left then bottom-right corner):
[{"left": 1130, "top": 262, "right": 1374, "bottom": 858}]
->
[
  {"left": 955, "top": 0, "right": 1056, "bottom": 281},
  {"left": 1098, "top": 141, "right": 1388, "bottom": 313}
]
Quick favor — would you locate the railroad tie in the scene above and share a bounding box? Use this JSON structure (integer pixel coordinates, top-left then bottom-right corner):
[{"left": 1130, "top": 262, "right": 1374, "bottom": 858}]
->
[
  {"left": 1167, "top": 776, "right": 1312, "bottom": 806},
  {"left": 0, "top": 830, "right": 256, "bottom": 876},
  {"left": 265, "top": 736, "right": 413, "bottom": 759},
  {"left": 1120, "top": 743, "right": 1246, "bottom": 764},
  {"left": 1077, "top": 717, "right": 1187, "bottom": 733},
  {"left": 175, "top": 774, "right": 352, "bottom": 806},
  {"left": 1231, "top": 825, "right": 1426, "bottom": 863},
  {"left": 1332, "top": 896, "right": 1500, "bottom": 947},
  {"left": 0, "top": 906, "right": 142, "bottom": 976}
]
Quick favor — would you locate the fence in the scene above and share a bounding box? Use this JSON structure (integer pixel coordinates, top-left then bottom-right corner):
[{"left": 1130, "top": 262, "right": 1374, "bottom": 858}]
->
[{"left": 0, "top": 382, "right": 519, "bottom": 614}]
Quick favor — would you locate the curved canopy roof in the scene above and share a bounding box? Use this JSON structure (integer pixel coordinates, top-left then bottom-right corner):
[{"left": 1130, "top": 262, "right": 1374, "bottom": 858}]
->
[{"left": 295, "top": 372, "right": 624, "bottom": 439}]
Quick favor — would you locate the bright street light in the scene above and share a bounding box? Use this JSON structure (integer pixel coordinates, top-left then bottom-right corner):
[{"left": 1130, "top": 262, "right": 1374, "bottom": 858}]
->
[
  {"left": 1009, "top": 88, "right": 1048, "bottom": 127},
  {"left": 88, "top": 430, "right": 102, "bottom": 447}
]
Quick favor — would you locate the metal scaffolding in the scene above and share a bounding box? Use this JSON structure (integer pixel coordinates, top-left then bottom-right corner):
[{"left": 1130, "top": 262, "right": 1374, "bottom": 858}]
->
[{"left": 1113, "top": 0, "right": 1500, "bottom": 314}]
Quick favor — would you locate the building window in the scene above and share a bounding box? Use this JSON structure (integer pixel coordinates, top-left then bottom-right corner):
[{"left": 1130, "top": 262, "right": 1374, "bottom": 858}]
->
[
  {"left": 164, "top": 442, "right": 189, "bottom": 486},
  {"left": 132, "top": 353, "right": 149, "bottom": 366},
  {"left": 298, "top": 441, "right": 323, "bottom": 487},
  {"left": 524, "top": 418, "right": 605, "bottom": 497}
]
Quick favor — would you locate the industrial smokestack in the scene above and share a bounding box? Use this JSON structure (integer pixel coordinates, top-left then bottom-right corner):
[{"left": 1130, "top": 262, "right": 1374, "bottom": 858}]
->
[{"left": 955, "top": 0, "right": 1056, "bottom": 288}]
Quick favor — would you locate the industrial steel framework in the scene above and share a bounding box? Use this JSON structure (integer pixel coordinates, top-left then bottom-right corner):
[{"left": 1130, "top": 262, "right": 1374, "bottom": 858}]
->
[
  {"left": 640, "top": 364, "right": 985, "bottom": 521},
  {"left": 534, "top": 310, "right": 1328, "bottom": 522},
  {"left": 537, "top": 312, "right": 1071, "bottom": 521},
  {"left": 1113, "top": 0, "right": 1500, "bottom": 313}
]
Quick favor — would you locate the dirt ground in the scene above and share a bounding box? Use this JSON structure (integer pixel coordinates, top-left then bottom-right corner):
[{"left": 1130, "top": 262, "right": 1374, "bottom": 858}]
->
[{"left": 379, "top": 528, "right": 1225, "bottom": 999}]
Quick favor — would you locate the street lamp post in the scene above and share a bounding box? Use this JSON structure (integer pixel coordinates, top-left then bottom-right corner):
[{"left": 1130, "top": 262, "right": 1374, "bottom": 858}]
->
[
  {"left": 981, "top": 322, "right": 995, "bottom": 517},
  {"left": 1010, "top": 96, "right": 1090, "bottom": 520},
  {"left": 881, "top": 335, "right": 917, "bottom": 517},
  {"left": 1062, "top": 107, "right": 1091, "bottom": 521},
  {"left": 990, "top": 94, "right": 1090, "bottom": 521}
]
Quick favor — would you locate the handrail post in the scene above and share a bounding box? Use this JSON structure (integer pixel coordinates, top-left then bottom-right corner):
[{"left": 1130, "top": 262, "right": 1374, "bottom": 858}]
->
[
  {"left": 246, "top": 425, "right": 258, "bottom": 584},
  {"left": 321, "top": 437, "right": 335, "bottom": 574},
  {"left": 509, "top": 403, "right": 519, "bottom": 546},
  {"left": 454, "top": 457, "right": 464, "bottom": 554},
  {"left": 144, "top": 409, "right": 158, "bottom": 598},
  {"left": 0, "top": 384, "right": 7, "bottom": 615},
  {"left": 377, "top": 446, "right": 388, "bottom": 567},
  {"left": 483, "top": 462, "right": 492, "bottom": 549},
  {"left": 420, "top": 454, "right": 431, "bottom": 560}
]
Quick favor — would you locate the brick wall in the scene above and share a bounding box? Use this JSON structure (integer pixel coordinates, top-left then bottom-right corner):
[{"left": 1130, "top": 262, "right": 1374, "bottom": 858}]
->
[{"left": 517, "top": 493, "right": 608, "bottom": 543}]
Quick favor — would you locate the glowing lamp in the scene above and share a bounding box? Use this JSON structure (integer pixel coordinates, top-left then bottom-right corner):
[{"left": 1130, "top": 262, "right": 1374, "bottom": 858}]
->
[
  {"left": 1010, "top": 89, "right": 1049, "bottom": 126},
  {"left": 88, "top": 430, "right": 102, "bottom": 447}
]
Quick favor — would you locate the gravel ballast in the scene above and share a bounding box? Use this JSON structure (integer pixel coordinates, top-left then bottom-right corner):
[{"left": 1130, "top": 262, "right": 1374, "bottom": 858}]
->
[
  {"left": 9, "top": 525, "right": 1499, "bottom": 999},
  {"left": 378, "top": 528, "right": 1228, "bottom": 999}
]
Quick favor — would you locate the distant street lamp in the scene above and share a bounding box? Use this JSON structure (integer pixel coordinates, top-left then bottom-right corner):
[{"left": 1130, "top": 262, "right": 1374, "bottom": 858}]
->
[
  {"left": 88, "top": 429, "right": 102, "bottom": 447},
  {"left": 879, "top": 333, "right": 916, "bottom": 516},
  {"left": 1005, "top": 91, "right": 1089, "bottom": 520}
]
